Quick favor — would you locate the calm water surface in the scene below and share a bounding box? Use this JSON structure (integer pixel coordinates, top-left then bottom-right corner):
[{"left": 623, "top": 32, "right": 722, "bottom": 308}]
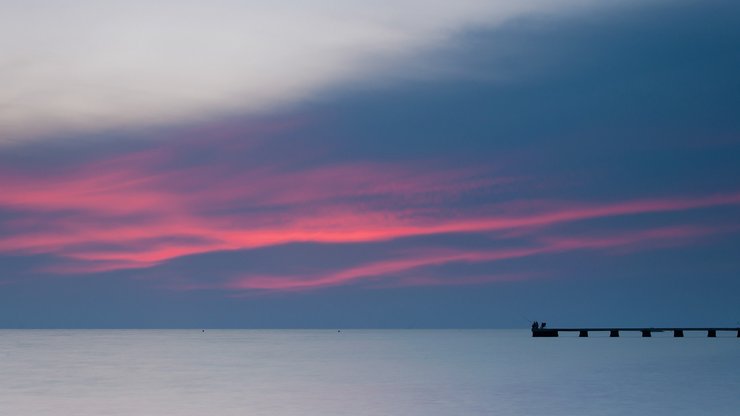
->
[{"left": 0, "top": 330, "right": 738, "bottom": 415}]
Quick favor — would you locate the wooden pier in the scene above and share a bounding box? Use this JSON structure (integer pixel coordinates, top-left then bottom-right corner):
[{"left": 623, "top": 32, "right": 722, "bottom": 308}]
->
[{"left": 532, "top": 327, "right": 740, "bottom": 337}]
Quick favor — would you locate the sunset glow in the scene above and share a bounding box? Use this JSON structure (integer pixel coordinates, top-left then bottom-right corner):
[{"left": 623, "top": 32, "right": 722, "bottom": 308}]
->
[{"left": 1, "top": 0, "right": 738, "bottom": 328}]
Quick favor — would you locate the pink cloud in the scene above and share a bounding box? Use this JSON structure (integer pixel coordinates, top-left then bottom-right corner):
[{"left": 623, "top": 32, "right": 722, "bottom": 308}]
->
[
  {"left": 536, "top": 225, "right": 726, "bottom": 252},
  {"left": 217, "top": 248, "right": 542, "bottom": 291},
  {"left": 0, "top": 137, "right": 739, "bottom": 280},
  {"left": 213, "top": 224, "right": 728, "bottom": 291}
]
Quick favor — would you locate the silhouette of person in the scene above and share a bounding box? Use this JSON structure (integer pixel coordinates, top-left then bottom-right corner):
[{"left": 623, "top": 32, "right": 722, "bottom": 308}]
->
[
  {"left": 541, "top": 322, "right": 547, "bottom": 329},
  {"left": 532, "top": 321, "right": 539, "bottom": 330}
]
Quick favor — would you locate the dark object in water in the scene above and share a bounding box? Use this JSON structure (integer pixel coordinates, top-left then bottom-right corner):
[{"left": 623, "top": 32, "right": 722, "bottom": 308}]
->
[
  {"left": 531, "top": 325, "right": 740, "bottom": 338},
  {"left": 532, "top": 328, "right": 559, "bottom": 337}
]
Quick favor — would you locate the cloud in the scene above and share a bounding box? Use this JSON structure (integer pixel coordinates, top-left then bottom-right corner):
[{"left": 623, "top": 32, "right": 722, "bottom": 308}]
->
[
  {"left": 0, "top": 125, "right": 738, "bottom": 281},
  {"left": 0, "top": 0, "right": 739, "bottom": 329},
  {"left": 0, "top": 0, "right": 607, "bottom": 142},
  {"left": 213, "top": 224, "right": 730, "bottom": 291}
]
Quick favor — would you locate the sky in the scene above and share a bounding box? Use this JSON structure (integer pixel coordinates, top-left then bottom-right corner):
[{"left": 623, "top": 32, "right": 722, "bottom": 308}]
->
[{"left": 0, "top": 0, "right": 739, "bottom": 328}]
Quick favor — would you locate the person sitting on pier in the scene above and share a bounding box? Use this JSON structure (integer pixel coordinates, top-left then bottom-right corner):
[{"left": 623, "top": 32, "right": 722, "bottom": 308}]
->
[
  {"left": 541, "top": 322, "right": 547, "bottom": 329},
  {"left": 531, "top": 321, "right": 539, "bottom": 330}
]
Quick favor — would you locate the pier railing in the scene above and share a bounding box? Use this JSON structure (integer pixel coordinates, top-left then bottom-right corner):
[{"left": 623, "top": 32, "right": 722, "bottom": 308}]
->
[{"left": 531, "top": 327, "right": 740, "bottom": 337}]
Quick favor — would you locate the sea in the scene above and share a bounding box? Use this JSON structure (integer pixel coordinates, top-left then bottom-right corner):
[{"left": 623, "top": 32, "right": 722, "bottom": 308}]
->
[{"left": 0, "top": 330, "right": 738, "bottom": 415}]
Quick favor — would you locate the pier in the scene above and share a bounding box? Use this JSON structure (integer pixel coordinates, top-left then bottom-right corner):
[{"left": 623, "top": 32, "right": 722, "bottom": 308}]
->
[{"left": 531, "top": 327, "right": 740, "bottom": 337}]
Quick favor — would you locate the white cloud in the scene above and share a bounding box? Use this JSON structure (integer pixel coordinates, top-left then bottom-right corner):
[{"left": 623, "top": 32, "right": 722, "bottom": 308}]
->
[{"left": 0, "top": 0, "right": 593, "bottom": 142}]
